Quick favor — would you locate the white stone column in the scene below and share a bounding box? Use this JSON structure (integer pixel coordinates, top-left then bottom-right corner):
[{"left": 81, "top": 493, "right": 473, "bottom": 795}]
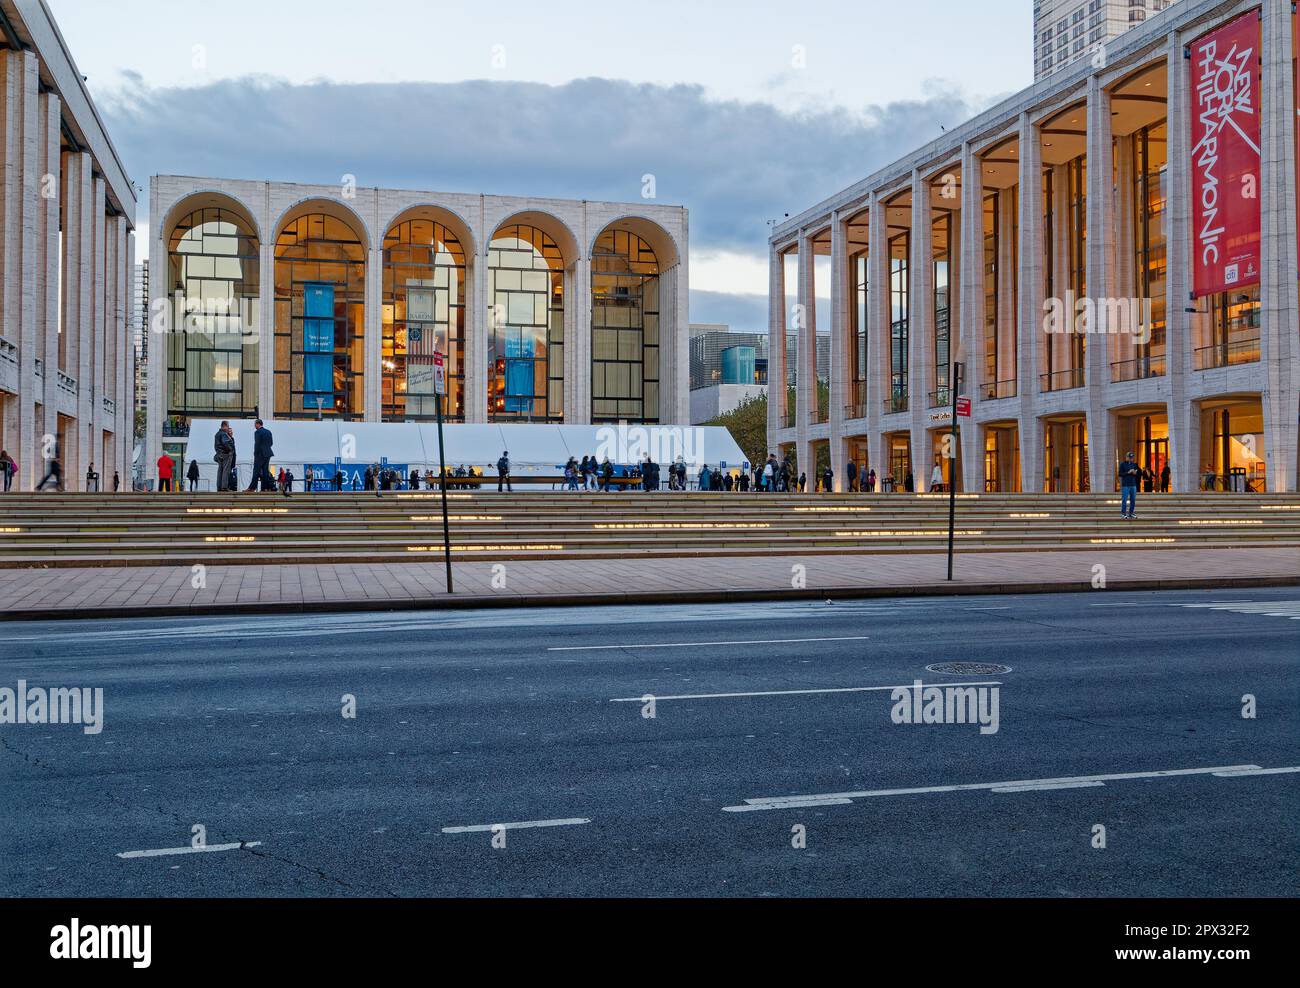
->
[
  {"left": 794, "top": 229, "right": 816, "bottom": 476},
  {"left": 146, "top": 183, "right": 166, "bottom": 486},
  {"left": 256, "top": 240, "right": 274, "bottom": 421},
  {"left": 364, "top": 245, "right": 382, "bottom": 422},
  {"left": 828, "top": 210, "right": 849, "bottom": 490},
  {"left": 958, "top": 143, "right": 984, "bottom": 493},
  {"left": 766, "top": 243, "right": 786, "bottom": 453},
  {"left": 908, "top": 169, "right": 934, "bottom": 486},
  {"left": 64, "top": 151, "right": 93, "bottom": 487},
  {"left": 868, "top": 195, "right": 889, "bottom": 472},
  {"left": 1260, "top": 0, "right": 1299, "bottom": 492},
  {"left": 1113, "top": 132, "right": 1137, "bottom": 371},
  {"left": 997, "top": 189, "right": 1018, "bottom": 391},
  {"left": 1085, "top": 75, "right": 1117, "bottom": 491},
  {"left": 35, "top": 92, "right": 61, "bottom": 490},
  {"left": 90, "top": 177, "right": 107, "bottom": 481},
  {"left": 466, "top": 247, "right": 489, "bottom": 424},
  {"left": 1017, "top": 112, "right": 1046, "bottom": 492},
  {"left": 1164, "top": 29, "right": 1198, "bottom": 493},
  {"left": 568, "top": 254, "right": 592, "bottom": 424},
  {"left": 0, "top": 50, "right": 39, "bottom": 489}
]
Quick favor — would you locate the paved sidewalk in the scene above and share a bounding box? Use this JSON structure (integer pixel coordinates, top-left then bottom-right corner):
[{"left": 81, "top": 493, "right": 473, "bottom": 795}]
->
[{"left": 1, "top": 546, "right": 1297, "bottom": 620}]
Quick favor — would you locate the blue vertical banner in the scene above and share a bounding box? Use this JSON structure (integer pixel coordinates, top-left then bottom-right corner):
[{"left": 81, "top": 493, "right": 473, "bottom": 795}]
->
[
  {"left": 303, "top": 282, "right": 335, "bottom": 409},
  {"left": 504, "top": 334, "right": 534, "bottom": 414}
]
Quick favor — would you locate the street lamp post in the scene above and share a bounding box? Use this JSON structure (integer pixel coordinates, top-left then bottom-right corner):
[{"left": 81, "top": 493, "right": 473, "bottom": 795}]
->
[{"left": 947, "top": 346, "right": 966, "bottom": 583}]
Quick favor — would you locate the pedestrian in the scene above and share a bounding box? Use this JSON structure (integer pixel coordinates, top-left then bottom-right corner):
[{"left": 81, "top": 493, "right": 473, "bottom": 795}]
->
[
  {"left": 601, "top": 457, "right": 614, "bottom": 492},
  {"left": 112, "top": 470, "right": 120, "bottom": 492},
  {"left": 333, "top": 467, "right": 345, "bottom": 492},
  {"left": 282, "top": 468, "right": 294, "bottom": 498},
  {"left": 1118, "top": 452, "right": 1142, "bottom": 519},
  {"left": 1202, "top": 463, "right": 1216, "bottom": 492},
  {"left": 866, "top": 468, "right": 877, "bottom": 494},
  {"left": 408, "top": 468, "right": 419, "bottom": 491},
  {"left": 763, "top": 456, "right": 776, "bottom": 492},
  {"left": 245, "top": 419, "right": 275, "bottom": 493},
  {"left": 846, "top": 460, "right": 858, "bottom": 493},
  {"left": 0, "top": 450, "right": 15, "bottom": 492},
  {"left": 36, "top": 441, "right": 62, "bottom": 492},
  {"left": 86, "top": 462, "right": 97, "bottom": 492},
  {"left": 1160, "top": 462, "right": 1171, "bottom": 494},
  {"left": 497, "top": 451, "right": 513, "bottom": 493},
  {"left": 186, "top": 458, "right": 200, "bottom": 493},
  {"left": 904, "top": 470, "right": 914, "bottom": 493},
  {"left": 157, "top": 453, "right": 174, "bottom": 493},
  {"left": 798, "top": 471, "right": 807, "bottom": 493},
  {"left": 822, "top": 466, "right": 833, "bottom": 493},
  {"left": 305, "top": 465, "right": 316, "bottom": 492},
  {"left": 214, "top": 421, "right": 236, "bottom": 492}
]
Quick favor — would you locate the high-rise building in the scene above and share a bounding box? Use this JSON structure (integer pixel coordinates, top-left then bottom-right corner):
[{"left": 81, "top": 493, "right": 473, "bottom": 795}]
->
[
  {"left": 1034, "top": 0, "right": 1180, "bottom": 80},
  {"left": 133, "top": 261, "right": 149, "bottom": 425}
]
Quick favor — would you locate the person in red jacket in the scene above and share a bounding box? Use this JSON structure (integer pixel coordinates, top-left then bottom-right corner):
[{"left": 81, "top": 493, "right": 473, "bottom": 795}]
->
[{"left": 157, "top": 454, "right": 175, "bottom": 493}]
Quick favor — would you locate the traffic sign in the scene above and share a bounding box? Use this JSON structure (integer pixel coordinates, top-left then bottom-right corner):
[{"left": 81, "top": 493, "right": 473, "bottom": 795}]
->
[
  {"left": 433, "top": 352, "right": 447, "bottom": 397},
  {"left": 956, "top": 397, "right": 972, "bottom": 418}
]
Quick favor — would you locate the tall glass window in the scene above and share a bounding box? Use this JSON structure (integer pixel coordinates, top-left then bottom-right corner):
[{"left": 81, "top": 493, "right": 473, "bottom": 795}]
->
[
  {"left": 983, "top": 192, "right": 1000, "bottom": 390},
  {"left": 1066, "top": 157, "right": 1087, "bottom": 371},
  {"left": 274, "top": 213, "right": 365, "bottom": 420},
  {"left": 166, "top": 207, "right": 260, "bottom": 422},
  {"left": 489, "top": 225, "right": 564, "bottom": 421},
  {"left": 1133, "top": 122, "right": 1167, "bottom": 369},
  {"left": 933, "top": 213, "right": 952, "bottom": 403},
  {"left": 592, "top": 230, "right": 659, "bottom": 423},
  {"left": 382, "top": 219, "right": 465, "bottom": 421},
  {"left": 888, "top": 231, "right": 910, "bottom": 412}
]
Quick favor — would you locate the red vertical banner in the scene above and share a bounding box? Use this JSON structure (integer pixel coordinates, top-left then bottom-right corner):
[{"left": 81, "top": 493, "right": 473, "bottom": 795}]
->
[{"left": 1189, "top": 12, "right": 1263, "bottom": 299}]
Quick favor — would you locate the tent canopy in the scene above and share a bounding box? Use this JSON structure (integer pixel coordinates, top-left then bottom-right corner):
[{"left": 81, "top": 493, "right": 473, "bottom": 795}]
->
[{"left": 182, "top": 420, "right": 749, "bottom": 477}]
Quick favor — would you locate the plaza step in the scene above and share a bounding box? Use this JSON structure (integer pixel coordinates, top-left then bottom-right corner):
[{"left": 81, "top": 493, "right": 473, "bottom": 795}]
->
[{"left": 2, "top": 492, "right": 1298, "bottom": 568}]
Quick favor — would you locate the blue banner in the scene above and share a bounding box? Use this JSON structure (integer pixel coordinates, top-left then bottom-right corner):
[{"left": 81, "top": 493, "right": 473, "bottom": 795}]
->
[{"left": 303, "top": 282, "right": 335, "bottom": 409}]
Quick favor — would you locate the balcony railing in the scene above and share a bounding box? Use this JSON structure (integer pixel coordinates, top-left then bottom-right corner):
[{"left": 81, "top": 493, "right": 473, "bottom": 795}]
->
[
  {"left": 1110, "top": 353, "right": 1167, "bottom": 383},
  {"left": 1194, "top": 337, "right": 1260, "bottom": 371},
  {"left": 981, "top": 379, "right": 1018, "bottom": 401},
  {"left": 844, "top": 382, "right": 869, "bottom": 420},
  {"left": 928, "top": 387, "right": 954, "bottom": 409},
  {"left": 57, "top": 371, "right": 77, "bottom": 395},
  {"left": 0, "top": 337, "right": 15, "bottom": 365},
  {"left": 883, "top": 393, "right": 909, "bottom": 416},
  {"left": 776, "top": 412, "right": 797, "bottom": 431},
  {"left": 1040, "top": 367, "right": 1085, "bottom": 393}
]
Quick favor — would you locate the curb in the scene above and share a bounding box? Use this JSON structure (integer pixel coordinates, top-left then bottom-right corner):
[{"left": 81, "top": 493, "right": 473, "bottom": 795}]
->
[{"left": 3, "top": 574, "right": 1298, "bottom": 622}]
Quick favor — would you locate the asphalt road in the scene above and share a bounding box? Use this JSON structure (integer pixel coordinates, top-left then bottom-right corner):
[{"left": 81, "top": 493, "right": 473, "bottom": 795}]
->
[{"left": 1, "top": 588, "right": 1297, "bottom": 898}]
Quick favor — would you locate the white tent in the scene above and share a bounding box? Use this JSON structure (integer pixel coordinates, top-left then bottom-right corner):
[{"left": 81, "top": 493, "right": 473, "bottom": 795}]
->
[{"left": 178, "top": 419, "right": 748, "bottom": 491}]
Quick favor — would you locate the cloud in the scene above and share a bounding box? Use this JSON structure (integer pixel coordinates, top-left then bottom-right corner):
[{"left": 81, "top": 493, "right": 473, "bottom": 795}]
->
[{"left": 102, "top": 74, "right": 976, "bottom": 313}]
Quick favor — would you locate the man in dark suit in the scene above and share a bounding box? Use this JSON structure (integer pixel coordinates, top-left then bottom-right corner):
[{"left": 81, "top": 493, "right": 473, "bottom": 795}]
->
[{"left": 246, "top": 419, "right": 276, "bottom": 492}]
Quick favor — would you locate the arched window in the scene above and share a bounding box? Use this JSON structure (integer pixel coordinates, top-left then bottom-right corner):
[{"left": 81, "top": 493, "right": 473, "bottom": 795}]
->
[
  {"left": 382, "top": 218, "right": 466, "bottom": 421},
  {"left": 591, "top": 229, "right": 659, "bottom": 423},
  {"left": 488, "top": 225, "right": 564, "bottom": 421},
  {"left": 165, "top": 206, "right": 260, "bottom": 421},
  {"left": 274, "top": 212, "right": 366, "bottom": 419}
]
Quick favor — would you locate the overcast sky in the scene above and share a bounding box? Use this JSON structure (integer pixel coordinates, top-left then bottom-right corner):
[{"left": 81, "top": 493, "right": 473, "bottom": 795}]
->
[{"left": 47, "top": 0, "right": 1034, "bottom": 330}]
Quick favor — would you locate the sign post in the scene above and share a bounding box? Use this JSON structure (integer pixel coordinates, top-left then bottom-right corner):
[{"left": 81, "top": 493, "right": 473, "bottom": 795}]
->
[
  {"left": 433, "top": 352, "right": 453, "bottom": 594},
  {"left": 947, "top": 361, "right": 968, "bottom": 582}
]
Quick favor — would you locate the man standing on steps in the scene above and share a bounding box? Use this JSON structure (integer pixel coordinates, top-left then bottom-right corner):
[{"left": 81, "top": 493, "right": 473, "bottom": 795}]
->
[
  {"left": 497, "top": 451, "right": 512, "bottom": 493},
  {"left": 1118, "top": 452, "right": 1143, "bottom": 520},
  {"left": 246, "top": 419, "right": 275, "bottom": 493},
  {"left": 214, "top": 421, "right": 236, "bottom": 492}
]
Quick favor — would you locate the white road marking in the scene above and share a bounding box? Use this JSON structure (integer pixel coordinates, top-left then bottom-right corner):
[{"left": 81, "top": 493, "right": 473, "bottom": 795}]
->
[
  {"left": 723, "top": 765, "right": 1265, "bottom": 813},
  {"left": 116, "top": 842, "right": 261, "bottom": 859},
  {"left": 1176, "top": 601, "right": 1300, "bottom": 621},
  {"left": 611, "top": 681, "right": 1000, "bottom": 703},
  {"left": 552, "top": 636, "right": 870, "bottom": 653},
  {"left": 1212, "top": 766, "right": 1300, "bottom": 778},
  {"left": 993, "top": 781, "right": 1106, "bottom": 794},
  {"left": 441, "top": 818, "right": 590, "bottom": 835}
]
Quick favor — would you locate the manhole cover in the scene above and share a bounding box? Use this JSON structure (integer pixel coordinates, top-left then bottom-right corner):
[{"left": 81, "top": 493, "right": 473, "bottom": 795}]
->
[{"left": 925, "top": 662, "right": 1012, "bottom": 676}]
